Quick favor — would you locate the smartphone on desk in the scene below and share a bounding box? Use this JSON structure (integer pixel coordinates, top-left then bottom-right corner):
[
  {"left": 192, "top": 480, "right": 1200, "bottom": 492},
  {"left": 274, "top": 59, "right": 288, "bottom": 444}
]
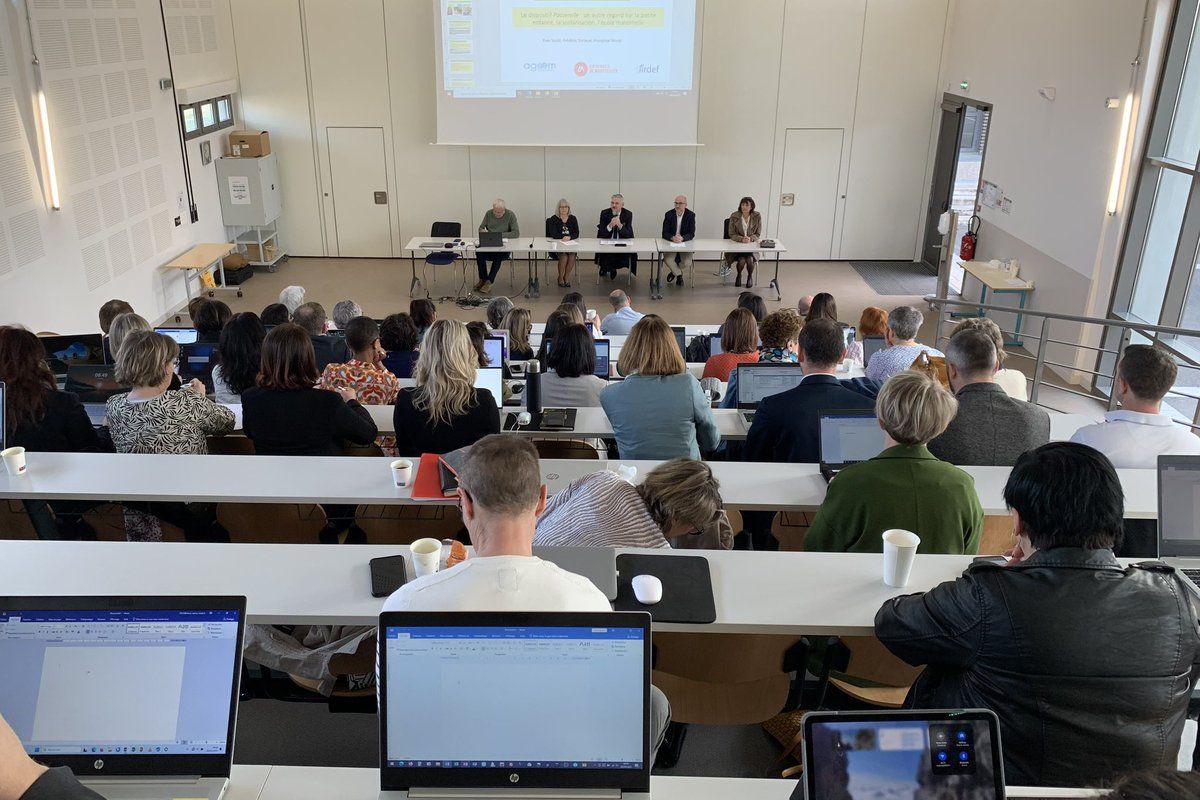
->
[{"left": 370, "top": 555, "right": 409, "bottom": 598}]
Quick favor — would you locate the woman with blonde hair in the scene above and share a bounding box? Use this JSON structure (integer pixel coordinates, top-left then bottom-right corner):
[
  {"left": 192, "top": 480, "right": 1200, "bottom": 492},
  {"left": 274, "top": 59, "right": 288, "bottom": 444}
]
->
[
  {"left": 804, "top": 370, "right": 983, "bottom": 555},
  {"left": 392, "top": 319, "right": 500, "bottom": 455},
  {"left": 601, "top": 315, "right": 718, "bottom": 459},
  {"left": 108, "top": 312, "right": 150, "bottom": 356},
  {"left": 503, "top": 307, "right": 535, "bottom": 361},
  {"left": 546, "top": 198, "right": 580, "bottom": 287}
]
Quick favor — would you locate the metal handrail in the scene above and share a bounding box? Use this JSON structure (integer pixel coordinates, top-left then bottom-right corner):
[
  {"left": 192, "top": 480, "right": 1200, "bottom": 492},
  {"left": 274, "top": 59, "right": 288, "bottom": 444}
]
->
[{"left": 924, "top": 294, "right": 1200, "bottom": 430}]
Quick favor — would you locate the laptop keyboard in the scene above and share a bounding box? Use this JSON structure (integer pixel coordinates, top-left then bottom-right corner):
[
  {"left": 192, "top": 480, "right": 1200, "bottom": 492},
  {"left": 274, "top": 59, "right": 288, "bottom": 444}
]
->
[
  {"left": 1183, "top": 569, "right": 1200, "bottom": 584},
  {"left": 741, "top": 411, "right": 755, "bottom": 425}
]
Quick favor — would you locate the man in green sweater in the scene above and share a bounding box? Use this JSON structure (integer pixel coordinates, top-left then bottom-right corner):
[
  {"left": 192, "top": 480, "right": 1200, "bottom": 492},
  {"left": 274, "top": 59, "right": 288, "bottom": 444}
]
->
[{"left": 475, "top": 199, "right": 519, "bottom": 293}]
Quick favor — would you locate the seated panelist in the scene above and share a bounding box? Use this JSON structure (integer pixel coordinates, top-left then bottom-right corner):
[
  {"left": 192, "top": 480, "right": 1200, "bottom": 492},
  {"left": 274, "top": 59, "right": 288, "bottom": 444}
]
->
[{"left": 596, "top": 194, "right": 635, "bottom": 279}]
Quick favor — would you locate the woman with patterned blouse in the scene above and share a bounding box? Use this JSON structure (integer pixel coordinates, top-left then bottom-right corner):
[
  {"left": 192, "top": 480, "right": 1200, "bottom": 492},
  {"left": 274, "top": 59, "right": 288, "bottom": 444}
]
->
[{"left": 318, "top": 316, "right": 400, "bottom": 405}]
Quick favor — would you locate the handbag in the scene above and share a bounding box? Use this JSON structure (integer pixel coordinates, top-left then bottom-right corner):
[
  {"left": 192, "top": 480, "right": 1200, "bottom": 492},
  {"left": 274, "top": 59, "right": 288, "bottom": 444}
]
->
[
  {"left": 761, "top": 710, "right": 806, "bottom": 777},
  {"left": 908, "top": 350, "right": 950, "bottom": 390}
]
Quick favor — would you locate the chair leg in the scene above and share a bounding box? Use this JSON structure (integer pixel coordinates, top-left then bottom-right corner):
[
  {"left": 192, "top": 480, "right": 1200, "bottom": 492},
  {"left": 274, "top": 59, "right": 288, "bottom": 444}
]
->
[{"left": 654, "top": 722, "right": 688, "bottom": 770}]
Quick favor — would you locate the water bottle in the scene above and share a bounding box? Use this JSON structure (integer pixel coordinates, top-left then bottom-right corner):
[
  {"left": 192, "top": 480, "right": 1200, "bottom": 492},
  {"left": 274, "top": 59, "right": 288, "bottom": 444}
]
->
[{"left": 525, "top": 360, "right": 542, "bottom": 414}]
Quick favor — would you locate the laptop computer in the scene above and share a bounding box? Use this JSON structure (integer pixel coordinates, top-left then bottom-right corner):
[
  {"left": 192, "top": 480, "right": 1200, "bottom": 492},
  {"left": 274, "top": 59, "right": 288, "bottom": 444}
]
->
[
  {"left": 490, "top": 329, "right": 510, "bottom": 362},
  {"left": 531, "top": 545, "right": 619, "bottom": 600},
  {"left": 0, "top": 595, "right": 246, "bottom": 800},
  {"left": 594, "top": 339, "right": 611, "bottom": 378},
  {"left": 800, "top": 709, "right": 1005, "bottom": 800},
  {"left": 483, "top": 336, "right": 504, "bottom": 369},
  {"left": 1156, "top": 456, "right": 1200, "bottom": 591},
  {"left": 474, "top": 367, "right": 504, "bottom": 407},
  {"left": 42, "top": 333, "right": 106, "bottom": 377},
  {"left": 178, "top": 343, "right": 217, "bottom": 386},
  {"left": 862, "top": 335, "right": 886, "bottom": 367},
  {"left": 709, "top": 333, "right": 723, "bottom": 356},
  {"left": 819, "top": 409, "right": 887, "bottom": 482},
  {"left": 479, "top": 231, "right": 504, "bottom": 248},
  {"left": 671, "top": 326, "right": 686, "bottom": 357},
  {"left": 153, "top": 328, "right": 199, "bottom": 345},
  {"left": 378, "top": 611, "right": 651, "bottom": 798},
  {"left": 735, "top": 363, "right": 806, "bottom": 427},
  {"left": 65, "top": 365, "right": 126, "bottom": 424}
]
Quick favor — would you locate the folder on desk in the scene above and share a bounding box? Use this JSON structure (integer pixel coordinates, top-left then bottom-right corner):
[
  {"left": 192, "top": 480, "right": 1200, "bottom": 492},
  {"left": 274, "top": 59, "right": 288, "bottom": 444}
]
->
[{"left": 411, "top": 453, "right": 459, "bottom": 501}]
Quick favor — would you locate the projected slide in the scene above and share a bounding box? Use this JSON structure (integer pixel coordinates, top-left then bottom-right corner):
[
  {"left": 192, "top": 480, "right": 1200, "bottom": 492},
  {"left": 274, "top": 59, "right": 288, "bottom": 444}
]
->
[{"left": 434, "top": 0, "right": 700, "bottom": 145}]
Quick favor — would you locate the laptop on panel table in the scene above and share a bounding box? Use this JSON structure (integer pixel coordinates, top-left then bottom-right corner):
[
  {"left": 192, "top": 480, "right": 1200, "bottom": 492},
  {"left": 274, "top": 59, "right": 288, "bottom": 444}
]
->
[
  {"left": 1157, "top": 455, "right": 1200, "bottom": 593},
  {"left": 0, "top": 595, "right": 246, "bottom": 800},
  {"left": 735, "top": 363, "right": 806, "bottom": 428},
  {"left": 819, "top": 409, "right": 887, "bottom": 483},
  {"left": 378, "top": 611, "right": 652, "bottom": 798}
]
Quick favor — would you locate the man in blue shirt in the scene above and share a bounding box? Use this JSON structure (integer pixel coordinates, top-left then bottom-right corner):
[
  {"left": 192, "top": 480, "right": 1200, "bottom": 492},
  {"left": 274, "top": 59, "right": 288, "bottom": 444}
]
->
[
  {"left": 865, "top": 305, "right": 944, "bottom": 383},
  {"left": 600, "top": 290, "right": 644, "bottom": 336}
]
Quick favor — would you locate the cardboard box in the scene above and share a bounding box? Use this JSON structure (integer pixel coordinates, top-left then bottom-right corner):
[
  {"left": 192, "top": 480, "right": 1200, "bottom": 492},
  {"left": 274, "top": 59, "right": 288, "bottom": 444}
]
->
[
  {"left": 244, "top": 242, "right": 279, "bottom": 263},
  {"left": 228, "top": 130, "right": 271, "bottom": 158}
]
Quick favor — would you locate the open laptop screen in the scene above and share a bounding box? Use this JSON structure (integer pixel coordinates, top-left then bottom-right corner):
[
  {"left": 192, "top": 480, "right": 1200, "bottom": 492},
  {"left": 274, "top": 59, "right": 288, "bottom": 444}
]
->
[
  {"left": 154, "top": 327, "right": 199, "bottom": 345},
  {"left": 709, "top": 333, "right": 723, "bottom": 356},
  {"left": 594, "top": 339, "right": 611, "bottom": 378},
  {"left": 41, "top": 334, "right": 105, "bottom": 375},
  {"left": 671, "top": 326, "right": 687, "bottom": 356},
  {"left": 820, "top": 411, "right": 886, "bottom": 466},
  {"left": 863, "top": 335, "right": 886, "bottom": 366},
  {"left": 474, "top": 367, "right": 503, "bottom": 407},
  {"left": 1159, "top": 456, "right": 1200, "bottom": 557},
  {"left": 379, "top": 611, "right": 651, "bottom": 792},
  {"left": 482, "top": 336, "right": 504, "bottom": 369},
  {"left": 0, "top": 596, "right": 245, "bottom": 778},
  {"left": 736, "top": 364, "right": 805, "bottom": 408}
]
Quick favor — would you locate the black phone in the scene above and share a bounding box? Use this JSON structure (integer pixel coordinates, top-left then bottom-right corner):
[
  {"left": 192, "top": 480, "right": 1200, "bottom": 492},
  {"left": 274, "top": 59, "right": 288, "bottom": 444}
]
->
[
  {"left": 541, "top": 408, "right": 569, "bottom": 429},
  {"left": 369, "top": 555, "right": 409, "bottom": 597},
  {"left": 971, "top": 555, "right": 1009, "bottom": 567}
]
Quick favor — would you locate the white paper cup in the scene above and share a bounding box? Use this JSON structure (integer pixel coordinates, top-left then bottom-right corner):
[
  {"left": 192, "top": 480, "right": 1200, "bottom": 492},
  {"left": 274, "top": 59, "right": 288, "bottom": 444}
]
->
[
  {"left": 882, "top": 529, "right": 921, "bottom": 588},
  {"left": 1, "top": 447, "right": 27, "bottom": 477},
  {"left": 390, "top": 459, "right": 413, "bottom": 488},
  {"left": 410, "top": 538, "right": 442, "bottom": 578}
]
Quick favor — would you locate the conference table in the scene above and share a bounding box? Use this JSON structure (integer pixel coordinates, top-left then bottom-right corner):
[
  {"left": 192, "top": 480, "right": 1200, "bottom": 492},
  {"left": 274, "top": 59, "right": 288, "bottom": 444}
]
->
[
  {"left": 658, "top": 238, "right": 790, "bottom": 300},
  {"left": 402, "top": 236, "right": 537, "bottom": 298}
]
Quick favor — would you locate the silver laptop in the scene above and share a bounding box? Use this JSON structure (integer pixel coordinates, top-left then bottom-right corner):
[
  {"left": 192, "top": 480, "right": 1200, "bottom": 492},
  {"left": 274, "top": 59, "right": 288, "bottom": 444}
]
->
[
  {"left": 1157, "top": 455, "right": 1200, "bottom": 593},
  {"left": 735, "top": 363, "right": 806, "bottom": 427},
  {"left": 474, "top": 367, "right": 504, "bottom": 408},
  {"left": 818, "top": 409, "right": 887, "bottom": 482},
  {"left": 378, "top": 611, "right": 652, "bottom": 798},
  {"left": 532, "top": 545, "right": 618, "bottom": 600},
  {"left": 0, "top": 595, "right": 246, "bottom": 800}
]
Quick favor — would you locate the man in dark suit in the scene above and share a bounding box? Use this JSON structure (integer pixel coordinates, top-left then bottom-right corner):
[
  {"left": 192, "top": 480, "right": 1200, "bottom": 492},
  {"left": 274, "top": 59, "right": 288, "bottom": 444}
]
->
[
  {"left": 596, "top": 194, "right": 636, "bottom": 278},
  {"left": 741, "top": 319, "right": 875, "bottom": 549},
  {"left": 660, "top": 194, "right": 696, "bottom": 286},
  {"left": 928, "top": 330, "right": 1050, "bottom": 466},
  {"left": 292, "top": 301, "right": 352, "bottom": 371}
]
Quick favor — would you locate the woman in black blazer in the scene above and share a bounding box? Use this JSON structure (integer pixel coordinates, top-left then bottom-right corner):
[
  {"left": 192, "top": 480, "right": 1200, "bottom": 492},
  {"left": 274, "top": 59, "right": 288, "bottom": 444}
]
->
[
  {"left": 392, "top": 319, "right": 500, "bottom": 456},
  {"left": 545, "top": 198, "right": 580, "bottom": 287}
]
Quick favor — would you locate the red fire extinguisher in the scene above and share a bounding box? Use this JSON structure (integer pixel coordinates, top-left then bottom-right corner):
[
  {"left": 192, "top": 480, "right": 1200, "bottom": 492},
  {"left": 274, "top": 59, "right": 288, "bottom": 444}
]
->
[{"left": 959, "top": 215, "right": 980, "bottom": 261}]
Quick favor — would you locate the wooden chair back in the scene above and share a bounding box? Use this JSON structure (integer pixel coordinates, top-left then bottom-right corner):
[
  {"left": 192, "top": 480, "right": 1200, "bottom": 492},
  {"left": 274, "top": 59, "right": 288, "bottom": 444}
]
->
[
  {"left": 531, "top": 439, "right": 601, "bottom": 459},
  {"left": 355, "top": 504, "right": 464, "bottom": 545},
  {"left": 216, "top": 503, "right": 327, "bottom": 543}
]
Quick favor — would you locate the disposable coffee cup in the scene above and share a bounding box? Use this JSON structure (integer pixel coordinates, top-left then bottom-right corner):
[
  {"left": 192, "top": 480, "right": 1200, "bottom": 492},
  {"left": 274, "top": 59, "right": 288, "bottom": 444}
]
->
[
  {"left": 1, "top": 447, "right": 27, "bottom": 477},
  {"left": 882, "top": 529, "right": 921, "bottom": 588},
  {"left": 410, "top": 538, "right": 442, "bottom": 578},
  {"left": 390, "top": 459, "right": 413, "bottom": 488}
]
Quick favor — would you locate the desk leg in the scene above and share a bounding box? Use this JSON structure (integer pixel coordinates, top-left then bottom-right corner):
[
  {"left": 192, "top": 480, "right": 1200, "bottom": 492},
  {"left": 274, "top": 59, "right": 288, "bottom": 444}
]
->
[
  {"left": 768, "top": 253, "right": 782, "bottom": 301},
  {"left": 182, "top": 268, "right": 195, "bottom": 301},
  {"left": 1008, "top": 290, "right": 1027, "bottom": 348},
  {"left": 524, "top": 252, "right": 540, "bottom": 299},
  {"left": 409, "top": 252, "right": 423, "bottom": 298},
  {"left": 949, "top": 281, "right": 986, "bottom": 319},
  {"left": 650, "top": 256, "right": 663, "bottom": 300}
]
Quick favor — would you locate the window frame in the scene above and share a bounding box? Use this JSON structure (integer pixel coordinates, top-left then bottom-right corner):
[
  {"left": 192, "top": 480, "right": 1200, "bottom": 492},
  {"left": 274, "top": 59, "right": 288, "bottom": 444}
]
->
[{"left": 179, "top": 94, "right": 235, "bottom": 141}]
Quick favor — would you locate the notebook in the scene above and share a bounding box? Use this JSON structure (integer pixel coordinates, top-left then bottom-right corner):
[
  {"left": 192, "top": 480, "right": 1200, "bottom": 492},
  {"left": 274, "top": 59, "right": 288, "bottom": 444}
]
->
[
  {"left": 0, "top": 595, "right": 246, "bottom": 800},
  {"left": 378, "top": 611, "right": 652, "bottom": 798},
  {"left": 800, "top": 709, "right": 1005, "bottom": 800},
  {"left": 819, "top": 409, "right": 887, "bottom": 482},
  {"left": 735, "top": 363, "right": 806, "bottom": 427},
  {"left": 1157, "top": 455, "right": 1200, "bottom": 594}
]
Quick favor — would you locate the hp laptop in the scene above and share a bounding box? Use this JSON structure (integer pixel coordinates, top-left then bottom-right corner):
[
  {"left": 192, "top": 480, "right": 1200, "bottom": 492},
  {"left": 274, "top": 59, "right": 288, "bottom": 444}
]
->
[
  {"left": 479, "top": 231, "right": 504, "bottom": 248},
  {"left": 1157, "top": 455, "right": 1200, "bottom": 591},
  {"left": 819, "top": 409, "right": 887, "bottom": 482},
  {"left": 42, "top": 333, "right": 106, "bottom": 378},
  {"left": 800, "top": 709, "right": 1005, "bottom": 800},
  {"left": 671, "top": 326, "right": 687, "bottom": 357},
  {"left": 594, "top": 339, "right": 611, "bottom": 378},
  {"left": 378, "top": 611, "right": 651, "bottom": 798},
  {"left": 735, "top": 363, "right": 806, "bottom": 427},
  {"left": 862, "top": 335, "right": 886, "bottom": 367},
  {"left": 153, "top": 328, "right": 198, "bottom": 345},
  {"left": 0, "top": 595, "right": 246, "bottom": 800},
  {"left": 474, "top": 367, "right": 504, "bottom": 408},
  {"left": 531, "top": 546, "right": 619, "bottom": 600},
  {"left": 65, "top": 365, "right": 125, "bottom": 424}
]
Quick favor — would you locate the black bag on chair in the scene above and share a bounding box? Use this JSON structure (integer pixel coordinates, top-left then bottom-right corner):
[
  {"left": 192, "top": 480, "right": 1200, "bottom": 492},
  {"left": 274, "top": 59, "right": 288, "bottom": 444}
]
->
[{"left": 685, "top": 335, "right": 711, "bottom": 363}]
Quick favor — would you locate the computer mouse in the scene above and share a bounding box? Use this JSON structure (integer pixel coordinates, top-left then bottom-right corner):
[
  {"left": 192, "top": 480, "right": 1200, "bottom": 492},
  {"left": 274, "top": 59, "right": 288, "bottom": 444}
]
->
[
  {"left": 631, "top": 574, "right": 662, "bottom": 605},
  {"left": 516, "top": 411, "right": 532, "bottom": 426},
  {"left": 510, "top": 382, "right": 524, "bottom": 394}
]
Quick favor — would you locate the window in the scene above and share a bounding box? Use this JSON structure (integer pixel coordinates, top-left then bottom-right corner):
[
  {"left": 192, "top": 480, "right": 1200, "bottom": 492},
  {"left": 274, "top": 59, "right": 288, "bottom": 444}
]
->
[{"left": 179, "top": 94, "right": 235, "bottom": 141}]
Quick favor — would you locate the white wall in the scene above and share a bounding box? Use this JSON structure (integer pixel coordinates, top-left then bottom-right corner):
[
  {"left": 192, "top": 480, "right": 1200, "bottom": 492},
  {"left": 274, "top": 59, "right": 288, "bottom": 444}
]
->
[{"left": 231, "top": 0, "right": 948, "bottom": 261}]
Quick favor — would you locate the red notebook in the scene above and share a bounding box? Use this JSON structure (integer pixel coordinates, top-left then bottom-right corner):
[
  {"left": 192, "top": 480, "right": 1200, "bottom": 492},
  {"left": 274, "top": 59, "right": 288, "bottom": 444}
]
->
[{"left": 411, "top": 453, "right": 459, "bottom": 501}]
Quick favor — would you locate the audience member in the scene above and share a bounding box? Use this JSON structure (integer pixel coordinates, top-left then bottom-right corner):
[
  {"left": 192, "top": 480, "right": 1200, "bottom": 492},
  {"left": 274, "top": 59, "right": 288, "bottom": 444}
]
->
[
  {"left": 875, "top": 442, "right": 1200, "bottom": 787},
  {"left": 186, "top": 297, "right": 207, "bottom": 324},
  {"left": 260, "top": 303, "right": 289, "bottom": 326},
  {"left": 546, "top": 199, "right": 580, "bottom": 286},
  {"left": 600, "top": 289, "right": 644, "bottom": 336},
  {"left": 742, "top": 320, "right": 875, "bottom": 550},
  {"left": 596, "top": 194, "right": 636, "bottom": 279},
  {"left": 465, "top": 321, "right": 494, "bottom": 369},
  {"left": 380, "top": 435, "right": 671, "bottom": 757},
  {"left": 542, "top": 323, "right": 607, "bottom": 406},
  {"left": 726, "top": 196, "right": 762, "bottom": 287},
  {"left": 864, "top": 305, "right": 944, "bottom": 382},
  {"left": 192, "top": 299, "right": 231, "bottom": 344},
  {"left": 805, "top": 371, "right": 981, "bottom": 554},
  {"left": 319, "top": 316, "right": 400, "bottom": 405},
  {"left": 331, "top": 299, "right": 363, "bottom": 330},
  {"left": 486, "top": 296, "right": 513, "bottom": 330},
  {"left": 601, "top": 316, "right": 718, "bottom": 459},
  {"left": 555, "top": 302, "right": 586, "bottom": 327},
  {"left": 535, "top": 310, "right": 571, "bottom": 367},
  {"left": 795, "top": 295, "right": 814, "bottom": 317},
  {"left": 562, "top": 291, "right": 587, "bottom": 320},
  {"left": 847, "top": 306, "right": 887, "bottom": 363},
  {"left": 292, "top": 301, "right": 352, "bottom": 371},
  {"left": 107, "top": 312, "right": 150, "bottom": 357},
  {"left": 739, "top": 291, "right": 767, "bottom": 324},
  {"left": 474, "top": 199, "right": 519, "bottom": 293},
  {"left": 409, "top": 298, "right": 437, "bottom": 344},
  {"left": 241, "top": 324, "right": 377, "bottom": 457},
  {"left": 950, "top": 316, "right": 1029, "bottom": 400},
  {"left": 278, "top": 285, "right": 305, "bottom": 315},
  {"left": 927, "top": 330, "right": 1049, "bottom": 466},
  {"left": 392, "top": 319, "right": 500, "bottom": 455},
  {"left": 1104, "top": 769, "right": 1200, "bottom": 798},
  {"left": 1071, "top": 344, "right": 1200, "bottom": 467},
  {"left": 702, "top": 308, "right": 759, "bottom": 382},
  {"left": 379, "top": 312, "right": 420, "bottom": 379},
  {"left": 536, "top": 459, "right": 725, "bottom": 549},
  {"left": 98, "top": 298, "right": 134, "bottom": 361},
  {"left": 0, "top": 711, "right": 101, "bottom": 800},
  {"left": 721, "top": 309, "right": 802, "bottom": 408},
  {"left": 503, "top": 307, "right": 535, "bottom": 361},
  {"left": 805, "top": 292, "right": 840, "bottom": 325},
  {"left": 660, "top": 194, "right": 695, "bottom": 285},
  {"left": 212, "top": 312, "right": 266, "bottom": 404}
]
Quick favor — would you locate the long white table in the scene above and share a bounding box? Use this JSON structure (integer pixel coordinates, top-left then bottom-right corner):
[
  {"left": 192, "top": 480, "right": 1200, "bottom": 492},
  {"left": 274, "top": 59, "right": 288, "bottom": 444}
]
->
[
  {"left": 0, "top": 453, "right": 1156, "bottom": 516},
  {"left": 660, "top": 238, "right": 790, "bottom": 300},
  {"left": 403, "top": 236, "right": 538, "bottom": 298}
]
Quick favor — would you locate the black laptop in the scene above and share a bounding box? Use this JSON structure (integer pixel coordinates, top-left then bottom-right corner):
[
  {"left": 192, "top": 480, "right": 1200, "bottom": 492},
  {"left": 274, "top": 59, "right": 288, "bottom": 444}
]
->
[
  {"left": 64, "top": 365, "right": 126, "bottom": 424},
  {"left": 42, "top": 333, "right": 106, "bottom": 377}
]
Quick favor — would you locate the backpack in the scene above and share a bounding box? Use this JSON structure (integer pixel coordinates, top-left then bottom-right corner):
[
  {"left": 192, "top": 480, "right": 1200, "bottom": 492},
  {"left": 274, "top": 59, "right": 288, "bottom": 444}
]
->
[{"left": 685, "top": 334, "right": 711, "bottom": 363}]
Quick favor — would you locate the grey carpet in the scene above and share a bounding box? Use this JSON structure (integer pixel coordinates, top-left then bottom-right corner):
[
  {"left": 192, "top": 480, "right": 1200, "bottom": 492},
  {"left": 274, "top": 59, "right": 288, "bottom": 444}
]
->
[{"left": 849, "top": 261, "right": 937, "bottom": 295}]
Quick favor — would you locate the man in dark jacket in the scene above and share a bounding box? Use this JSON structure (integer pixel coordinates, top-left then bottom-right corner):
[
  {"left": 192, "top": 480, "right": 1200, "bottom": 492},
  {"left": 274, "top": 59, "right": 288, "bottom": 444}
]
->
[
  {"left": 292, "top": 301, "right": 351, "bottom": 371},
  {"left": 596, "top": 194, "right": 636, "bottom": 278},
  {"left": 875, "top": 442, "right": 1200, "bottom": 788},
  {"left": 660, "top": 195, "right": 696, "bottom": 285}
]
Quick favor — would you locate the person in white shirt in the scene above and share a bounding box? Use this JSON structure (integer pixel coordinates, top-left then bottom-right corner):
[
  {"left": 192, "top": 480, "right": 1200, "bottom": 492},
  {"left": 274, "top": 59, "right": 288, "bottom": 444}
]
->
[
  {"left": 600, "top": 289, "right": 645, "bottom": 336},
  {"left": 382, "top": 436, "right": 671, "bottom": 755},
  {"left": 660, "top": 195, "right": 695, "bottom": 286},
  {"left": 1071, "top": 345, "right": 1200, "bottom": 468},
  {"left": 864, "top": 305, "right": 945, "bottom": 383}
]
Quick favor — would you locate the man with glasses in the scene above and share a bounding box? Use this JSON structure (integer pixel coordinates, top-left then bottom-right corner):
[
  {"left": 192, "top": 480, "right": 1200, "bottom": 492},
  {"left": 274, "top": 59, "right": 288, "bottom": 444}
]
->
[
  {"left": 596, "top": 194, "right": 636, "bottom": 279},
  {"left": 660, "top": 195, "right": 696, "bottom": 286}
]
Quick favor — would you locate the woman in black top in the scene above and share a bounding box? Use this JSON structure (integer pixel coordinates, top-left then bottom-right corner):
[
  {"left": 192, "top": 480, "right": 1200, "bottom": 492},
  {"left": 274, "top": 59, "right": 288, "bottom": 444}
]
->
[
  {"left": 535, "top": 309, "right": 572, "bottom": 368},
  {"left": 410, "top": 298, "right": 437, "bottom": 345},
  {"left": 0, "top": 327, "right": 105, "bottom": 538},
  {"left": 380, "top": 312, "right": 420, "bottom": 379},
  {"left": 545, "top": 198, "right": 580, "bottom": 287},
  {"left": 241, "top": 323, "right": 377, "bottom": 456},
  {"left": 392, "top": 319, "right": 500, "bottom": 456}
]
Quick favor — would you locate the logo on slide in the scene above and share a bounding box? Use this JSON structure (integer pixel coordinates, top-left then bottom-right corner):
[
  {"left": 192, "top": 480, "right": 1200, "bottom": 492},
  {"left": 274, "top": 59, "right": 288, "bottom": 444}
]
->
[
  {"left": 523, "top": 62, "right": 556, "bottom": 72},
  {"left": 574, "top": 62, "right": 589, "bottom": 77}
]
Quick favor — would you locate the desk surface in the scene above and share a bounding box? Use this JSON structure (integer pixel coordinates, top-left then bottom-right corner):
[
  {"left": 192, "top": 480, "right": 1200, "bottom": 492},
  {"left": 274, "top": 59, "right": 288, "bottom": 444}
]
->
[
  {"left": 962, "top": 260, "right": 1034, "bottom": 291},
  {"left": 163, "top": 243, "right": 236, "bottom": 269}
]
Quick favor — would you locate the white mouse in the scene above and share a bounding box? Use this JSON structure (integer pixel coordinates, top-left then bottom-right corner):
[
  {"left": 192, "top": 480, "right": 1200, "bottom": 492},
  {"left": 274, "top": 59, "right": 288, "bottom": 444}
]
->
[
  {"left": 516, "top": 411, "right": 532, "bottom": 426},
  {"left": 631, "top": 574, "right": 663, "bottom": 605}
]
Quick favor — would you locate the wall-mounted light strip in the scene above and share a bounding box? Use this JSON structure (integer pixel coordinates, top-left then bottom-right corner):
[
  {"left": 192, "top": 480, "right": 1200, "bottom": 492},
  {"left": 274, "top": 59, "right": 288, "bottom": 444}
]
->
[{"left": 1107, "top": 91, "right": 1135, "bottom": 216}]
